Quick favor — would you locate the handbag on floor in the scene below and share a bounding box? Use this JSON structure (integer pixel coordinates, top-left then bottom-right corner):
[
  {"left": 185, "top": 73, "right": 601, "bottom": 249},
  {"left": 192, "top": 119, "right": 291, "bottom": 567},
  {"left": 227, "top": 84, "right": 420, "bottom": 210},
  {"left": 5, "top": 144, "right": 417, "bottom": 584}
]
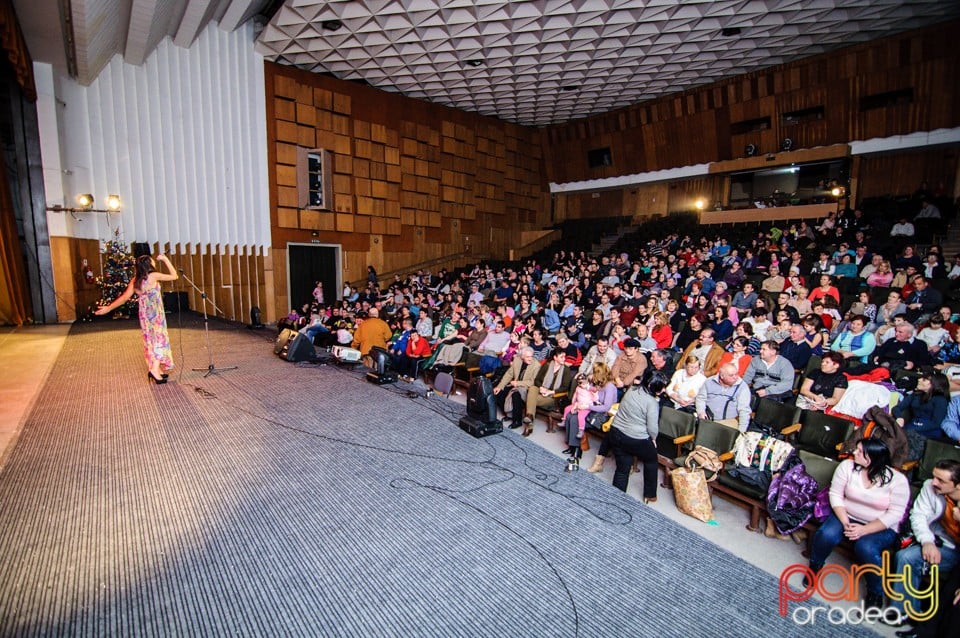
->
[{"left": 670, "top": 465, "right": 714, "bottom": 522}]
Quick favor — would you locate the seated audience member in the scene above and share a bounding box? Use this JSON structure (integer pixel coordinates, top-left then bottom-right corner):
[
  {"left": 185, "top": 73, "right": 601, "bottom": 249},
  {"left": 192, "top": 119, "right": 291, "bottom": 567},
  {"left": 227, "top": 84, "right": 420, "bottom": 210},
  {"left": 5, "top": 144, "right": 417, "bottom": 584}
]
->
[
  {"left": 650, "top": 312, "right": 673, "bottom": 349},
  {"left": 830, "top": 314, "right": 877, "bottom": 368},
  {"left": 893, "top": 373, "right": 951, "bottom": 461},
  {"left": 674, "top": 313, "right": 705, "bottom": 351},
  {"left": 695, "top": 362, "right": 752, "bottom": 431},
  {"left": 777, "top": 322, "right": 812, "bottom": 370},
  {"left": 809, "top": 274, "right": 841, "bottom": 305},
  {"left": 891, "top": 217, "right": 916, "bottom": 238},
  {"left": 730, "top": 321, "right": 762, "bottom": 356},
  {"left": 795, "top": 352, "right": 848, "bottom": 411},
  {"left": 631, "top": 323, "right": 658, "bottom": 352},
  {"left": 834, "top": 254, "right": 858, "bottom": 279},
  {"left": 761, "top": 266, "right": 785, "bottom": 294},
  {"left": 873, "top": 324, "right": 932, "bottom": 372},
  {"left": 562, "top": 363, "right": 617, "bottom": 464},
  {"left": 649, "top": 348, "right": 676, "bottom": 379},
  {"left": 852, "top": 290, "right": 879, "bottom": 328},
  {"left": 680, "top": 328, "right": 725, "bottom": 378},
  {"left": 732, "top": 281, "right": 759, "bottom": 317},
  {"left": 610, "top": 338, "right": 647, "bottom": 398},
  {"left": 915, "top": 198, "right": 942, "bottom": 221},
  {"left": 876, "top": 291, "right": 908, "bottom": 333},
  {"left": 788, "top": 286, "right": 812, "bottom": 317},
  {"left": 743, "top": 307, "right": 773, "bottom": 340},
  {"left": 918, "top": 314, "right": 951, "bottom": 355},
  {"left": 396, "top": 330, "right": 432, "bottom": 380},
  {"left": 923, "top": 253, "right": 947, "bottom": 281},
  {"left": 578, "top": 336, "right": 617, "bottom": 377},
  {"left": 860, "top": 254, "right": 883, "bottom": 281},
  {"left": 938, "top": 395, "right": 960, "bottom": 444},
  {"left": 720, "top": 336, "right": 753, "bottom": 377},
  {"left": 710, "top": 305, "right": 735, "bottom": 342},
  {"left": 742, "top": 340, "right": 796, "bottom": 402},
  {"left": 890, "top": 459, "right": 960, "bottom": 625},
  {"left": 895, "top": 245, "right": 923, "bottom": 272},
  {"left": 810, "top": 252, "right": 836, "bottom": 276},
  {"left": 905, "top": 277, "right": 943, "bottom": 325},
  {"left": 552, "top": 332, "right": 582, "bottom": 369},
  {"left": 524, "top": 349, "right": 575, "bottom": 435},
  {"left": 666, "top": 355, "right": 707, "bottom": 412},
  {"left": 495, "top": 347, "right": 542, "bottom": 430},
  {"left": 936, "top": 326, "right": 960, "bottom": 367},
  {"left": 809, "top": 439, "right": 910, "bottom": 611}
]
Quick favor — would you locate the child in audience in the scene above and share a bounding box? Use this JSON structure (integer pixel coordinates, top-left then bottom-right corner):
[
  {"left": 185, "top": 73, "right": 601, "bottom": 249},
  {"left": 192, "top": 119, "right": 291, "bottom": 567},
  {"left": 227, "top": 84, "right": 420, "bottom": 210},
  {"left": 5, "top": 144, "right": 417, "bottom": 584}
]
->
[{"left": 563, "top": 375, "right": 598, "bottom": 437}]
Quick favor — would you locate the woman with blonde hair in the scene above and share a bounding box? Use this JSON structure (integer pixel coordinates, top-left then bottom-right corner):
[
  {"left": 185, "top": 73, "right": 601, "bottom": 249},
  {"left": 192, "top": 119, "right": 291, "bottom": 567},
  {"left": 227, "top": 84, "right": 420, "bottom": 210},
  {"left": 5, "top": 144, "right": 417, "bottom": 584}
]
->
[
  {"left": 866, "top": 260, "right": 893, "bottom": 288},
  {"left": 562, "top": 362, "right": 617, "bottom": 469}
]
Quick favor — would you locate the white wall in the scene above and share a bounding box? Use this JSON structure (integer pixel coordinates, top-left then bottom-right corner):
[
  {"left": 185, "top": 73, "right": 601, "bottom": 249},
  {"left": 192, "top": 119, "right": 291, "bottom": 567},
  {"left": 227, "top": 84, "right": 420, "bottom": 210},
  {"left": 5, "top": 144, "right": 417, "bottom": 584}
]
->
[{"left": 42, "top": 21, "right": 269, "bottom": 250}]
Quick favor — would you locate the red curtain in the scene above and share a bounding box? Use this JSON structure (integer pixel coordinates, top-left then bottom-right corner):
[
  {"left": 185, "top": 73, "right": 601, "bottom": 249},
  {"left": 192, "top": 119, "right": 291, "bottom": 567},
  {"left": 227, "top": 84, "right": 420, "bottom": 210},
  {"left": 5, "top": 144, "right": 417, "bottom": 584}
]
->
[
  {"left": 0, "top": 149, "right": 31, "bottom": 325},
  {"left": 0, "top": 0, "right": 35, "bottom": 101}
]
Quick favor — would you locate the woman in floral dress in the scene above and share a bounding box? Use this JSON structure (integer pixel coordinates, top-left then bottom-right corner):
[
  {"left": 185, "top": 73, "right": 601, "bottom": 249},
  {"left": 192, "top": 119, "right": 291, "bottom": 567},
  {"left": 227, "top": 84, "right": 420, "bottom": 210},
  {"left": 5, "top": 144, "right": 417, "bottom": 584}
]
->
[{"left": 95, "top": 254, "right": 179, "bottom": 383}]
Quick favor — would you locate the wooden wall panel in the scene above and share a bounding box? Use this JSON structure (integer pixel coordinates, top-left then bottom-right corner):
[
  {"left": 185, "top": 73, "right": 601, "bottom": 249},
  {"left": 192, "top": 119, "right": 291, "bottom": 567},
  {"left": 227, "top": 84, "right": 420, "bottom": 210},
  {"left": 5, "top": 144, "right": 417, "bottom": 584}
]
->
[
  {"left": 856, "top": 147, "right": 960, "bottom": 200},
  {"left": 264, "top": 61, "right": 550, "bottom": 319},
  {"left": 543, "top": 20, "right": 960, "bottom": 184}
]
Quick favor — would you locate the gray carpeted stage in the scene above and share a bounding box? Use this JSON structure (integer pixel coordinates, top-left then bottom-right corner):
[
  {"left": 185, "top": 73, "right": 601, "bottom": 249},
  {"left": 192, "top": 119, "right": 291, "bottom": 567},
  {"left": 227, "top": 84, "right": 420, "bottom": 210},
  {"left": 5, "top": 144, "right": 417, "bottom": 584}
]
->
[{"left": 0, "top": 315, "right": 876, "bottom": 636}]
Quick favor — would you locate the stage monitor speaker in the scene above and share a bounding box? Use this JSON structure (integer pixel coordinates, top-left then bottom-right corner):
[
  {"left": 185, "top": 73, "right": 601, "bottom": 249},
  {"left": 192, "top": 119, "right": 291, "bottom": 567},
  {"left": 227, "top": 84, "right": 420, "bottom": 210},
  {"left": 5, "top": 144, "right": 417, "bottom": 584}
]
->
[
  {"left": 274, "top": 328, "right": 298, "bottom": 355},
  {"left": 280, "top": 331, "right": 315, "bottom": 362}
]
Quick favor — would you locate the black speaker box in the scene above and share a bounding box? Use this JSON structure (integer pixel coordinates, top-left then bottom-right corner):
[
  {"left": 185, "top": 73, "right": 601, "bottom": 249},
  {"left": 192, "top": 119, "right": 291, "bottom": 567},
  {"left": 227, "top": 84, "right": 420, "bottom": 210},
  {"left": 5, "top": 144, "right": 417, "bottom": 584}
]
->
[
  {"left": 279, "top": 331, "right": 315, "bottom": 362},
  {"left": 458, "top": 415, "right": 503, "bottom": 438}
]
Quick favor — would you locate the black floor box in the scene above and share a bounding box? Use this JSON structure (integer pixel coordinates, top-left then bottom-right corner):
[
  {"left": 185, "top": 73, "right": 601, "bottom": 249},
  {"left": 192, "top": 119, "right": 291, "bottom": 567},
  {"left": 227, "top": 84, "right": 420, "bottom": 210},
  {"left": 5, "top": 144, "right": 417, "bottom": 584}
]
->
[{"left": 458, "top": 415, "right": 503, "bottom": 438}]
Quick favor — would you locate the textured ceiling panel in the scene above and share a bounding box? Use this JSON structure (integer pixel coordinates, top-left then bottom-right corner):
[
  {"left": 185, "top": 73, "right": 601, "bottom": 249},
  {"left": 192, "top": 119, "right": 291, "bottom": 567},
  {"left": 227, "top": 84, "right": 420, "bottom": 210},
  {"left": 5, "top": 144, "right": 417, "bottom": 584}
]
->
[{"left": 254, "top": 0, "right": 960, "bottom": 126}]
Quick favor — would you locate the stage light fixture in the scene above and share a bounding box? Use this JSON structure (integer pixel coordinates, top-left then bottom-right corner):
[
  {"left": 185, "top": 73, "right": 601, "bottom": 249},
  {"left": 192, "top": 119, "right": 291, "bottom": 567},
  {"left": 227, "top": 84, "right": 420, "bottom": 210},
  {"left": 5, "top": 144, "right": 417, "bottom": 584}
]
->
[
  {"left": 781, "top": 138, "right": 794, "bottom": 152},
  {"left": 695, "top": 199, "right": 705, "bottom": 210},
  {"left": 465, "top": 58, "right": 484, "bottom": 67},
  {"left": 745, "top": 143, "right": 758, "bottom": 157},
  {"left": 46, "top": 192, "right": 123, "bottom": 214},
  {"left": 831, "top": 186, "right": 845, "bottom": 198}
]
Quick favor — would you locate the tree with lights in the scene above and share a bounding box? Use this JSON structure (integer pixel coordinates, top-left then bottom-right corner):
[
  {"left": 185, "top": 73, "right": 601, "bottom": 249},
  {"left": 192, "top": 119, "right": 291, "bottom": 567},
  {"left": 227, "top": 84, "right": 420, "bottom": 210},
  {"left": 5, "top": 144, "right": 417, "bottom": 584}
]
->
[{"left": 95, "top": 230, "right": 136, "bottom": 317}]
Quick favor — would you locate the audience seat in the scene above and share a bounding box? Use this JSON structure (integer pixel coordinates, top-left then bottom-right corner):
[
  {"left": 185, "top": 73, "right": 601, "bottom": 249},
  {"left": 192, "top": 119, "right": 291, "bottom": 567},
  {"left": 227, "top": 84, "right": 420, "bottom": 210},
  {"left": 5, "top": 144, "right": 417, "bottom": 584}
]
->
[
  {"left": 668, "top": 419, "right": 738, "bottom": 487},
  {"left": 656, "top": 407, "right": 698, "bottom": 477},
  {"left": 795, "top": 411, "right": 856, "bottom": 459}
]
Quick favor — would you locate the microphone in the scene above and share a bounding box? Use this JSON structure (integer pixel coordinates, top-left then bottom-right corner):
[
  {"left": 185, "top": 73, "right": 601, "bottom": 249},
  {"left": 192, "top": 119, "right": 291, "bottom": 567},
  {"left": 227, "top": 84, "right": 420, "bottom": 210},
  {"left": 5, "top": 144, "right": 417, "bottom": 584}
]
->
[{"left": 178, "top": 268, "right": 185, "bottom": 274}]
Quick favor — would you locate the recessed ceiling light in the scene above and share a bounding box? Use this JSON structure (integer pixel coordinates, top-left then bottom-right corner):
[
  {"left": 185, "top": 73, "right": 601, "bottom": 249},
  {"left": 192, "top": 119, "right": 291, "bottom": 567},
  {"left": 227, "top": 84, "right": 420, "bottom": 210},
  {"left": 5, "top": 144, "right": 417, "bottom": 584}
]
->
[
  {"left": 321, "top": 19, "right": 343, "bottom": 31},
  {"left": 465, "top": 58, "right": 484, "bottom": 67},
  {"left": 721, "top": 27, "right": 741, "bottom": 37},
  {"left": 562, "top": 85, "right": 579, "bottom": 92}
]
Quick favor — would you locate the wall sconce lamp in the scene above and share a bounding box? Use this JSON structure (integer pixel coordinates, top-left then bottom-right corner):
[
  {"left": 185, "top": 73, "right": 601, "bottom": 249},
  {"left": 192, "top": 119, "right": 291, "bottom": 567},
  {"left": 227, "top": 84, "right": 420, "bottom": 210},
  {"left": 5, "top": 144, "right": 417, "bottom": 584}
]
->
[{"left": 46, "top": 193, "right": 122, "bottom": 214}]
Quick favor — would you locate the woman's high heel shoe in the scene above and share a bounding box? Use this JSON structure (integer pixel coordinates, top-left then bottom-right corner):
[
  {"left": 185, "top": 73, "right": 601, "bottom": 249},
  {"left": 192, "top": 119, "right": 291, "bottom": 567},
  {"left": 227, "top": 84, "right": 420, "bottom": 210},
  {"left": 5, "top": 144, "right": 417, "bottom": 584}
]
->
[{"left": 148, "top": 372, "right": 167, "bottom": 384}]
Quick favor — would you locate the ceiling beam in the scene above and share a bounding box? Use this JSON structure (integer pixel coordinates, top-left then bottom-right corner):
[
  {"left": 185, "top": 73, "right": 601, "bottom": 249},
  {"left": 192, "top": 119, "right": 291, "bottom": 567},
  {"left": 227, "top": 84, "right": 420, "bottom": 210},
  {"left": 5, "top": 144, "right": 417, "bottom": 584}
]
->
[
  {"left": 174, "top": 0, "right": 213, "bottom": 48},
  {"left": 125, "top": 0, "right": 161, "bottom": 66},
  {"left": 219, "top": 0, "right": 258, "bottom": 32}
]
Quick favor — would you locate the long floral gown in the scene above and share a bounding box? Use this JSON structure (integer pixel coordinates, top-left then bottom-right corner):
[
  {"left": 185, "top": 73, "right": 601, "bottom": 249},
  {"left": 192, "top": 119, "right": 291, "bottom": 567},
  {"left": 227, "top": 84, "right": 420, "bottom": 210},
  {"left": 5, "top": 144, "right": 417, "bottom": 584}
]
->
[{"left": 138, "top": 279, "right": 173, "bottom": 371}]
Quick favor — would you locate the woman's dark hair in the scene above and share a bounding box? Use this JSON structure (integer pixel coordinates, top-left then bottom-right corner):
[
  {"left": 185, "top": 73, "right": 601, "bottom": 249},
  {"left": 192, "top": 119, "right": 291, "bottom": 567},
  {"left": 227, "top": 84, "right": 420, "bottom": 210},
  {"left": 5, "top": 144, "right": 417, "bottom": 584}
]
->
[
  {"left": 642, "top": 370, "right": 669, "bottom": 396},
  {"left": 135, "top": 255, "right": 154, "bottom": 285},
  {"left": 732, "top": 336, "right": 749, "bottom": 349},
  {"left": 921, "top": 373, "right": 950, "bottom": 402},
  {"left": 858, "top": 438, "right": 894, "bottom": 486}
]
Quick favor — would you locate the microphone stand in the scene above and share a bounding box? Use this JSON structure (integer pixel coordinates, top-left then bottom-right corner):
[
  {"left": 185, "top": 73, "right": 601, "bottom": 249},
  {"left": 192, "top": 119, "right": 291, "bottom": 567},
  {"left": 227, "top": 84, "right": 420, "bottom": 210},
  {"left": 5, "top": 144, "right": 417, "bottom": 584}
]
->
[{"left": 177, "top": 268, "right": 238, "bottom": 377}]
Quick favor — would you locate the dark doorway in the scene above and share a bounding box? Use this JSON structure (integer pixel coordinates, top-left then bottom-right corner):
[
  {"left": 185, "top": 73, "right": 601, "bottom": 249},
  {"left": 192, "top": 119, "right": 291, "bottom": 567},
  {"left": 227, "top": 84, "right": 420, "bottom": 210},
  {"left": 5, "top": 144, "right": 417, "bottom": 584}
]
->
[{"left": 287, "top": 243, "right": 339, "bottom": 313}]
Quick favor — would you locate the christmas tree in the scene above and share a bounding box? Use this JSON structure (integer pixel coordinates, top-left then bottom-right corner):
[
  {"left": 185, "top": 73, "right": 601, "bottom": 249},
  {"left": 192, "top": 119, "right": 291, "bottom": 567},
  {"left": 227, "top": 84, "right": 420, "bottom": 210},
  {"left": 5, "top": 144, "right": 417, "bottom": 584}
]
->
[{"left": 95, "top": 230, "right": 136, "bottom": 317}]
